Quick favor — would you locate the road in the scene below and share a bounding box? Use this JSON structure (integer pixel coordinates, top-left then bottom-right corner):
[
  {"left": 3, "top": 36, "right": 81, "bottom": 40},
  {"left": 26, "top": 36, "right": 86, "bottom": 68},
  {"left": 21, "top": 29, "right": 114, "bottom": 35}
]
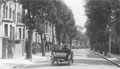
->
[{"left": 19, "top": 49, "right": 119, "bottom": 69}]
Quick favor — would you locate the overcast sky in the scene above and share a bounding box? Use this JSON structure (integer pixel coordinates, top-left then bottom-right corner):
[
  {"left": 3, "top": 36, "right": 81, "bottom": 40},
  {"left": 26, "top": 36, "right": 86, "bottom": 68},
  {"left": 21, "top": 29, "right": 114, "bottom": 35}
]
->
[{"left": 63, "top": 0, "right": 87, "bottom": 28}]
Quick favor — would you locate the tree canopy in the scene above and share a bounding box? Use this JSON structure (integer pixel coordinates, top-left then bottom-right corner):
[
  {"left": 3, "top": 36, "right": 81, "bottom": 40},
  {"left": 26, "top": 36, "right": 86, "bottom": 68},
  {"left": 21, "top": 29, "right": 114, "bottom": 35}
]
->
[
  {"left": 85, "top": 0, "right": 120, "bottom": 54},
  {"left": 85, "top": 0, "right": 112, "bottom": 43},
  {"left": 19, "top": 0, "right": 77, "bottom": 58}
]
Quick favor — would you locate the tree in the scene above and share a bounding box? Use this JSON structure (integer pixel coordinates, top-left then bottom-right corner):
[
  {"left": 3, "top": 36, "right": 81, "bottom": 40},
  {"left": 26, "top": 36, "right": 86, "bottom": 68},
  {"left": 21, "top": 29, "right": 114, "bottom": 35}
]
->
[
  {"left": 19, "top": 0, "right": 75, "bottom": 58},
  {"left": 19, "top": 0, "right": 60, "bottom": 58},
  {"left": 67, "top": 25, "right": 77, "bottom": 49},
  {"left": 110, "top": 0, "right": 120, "bottom": 54},
  {"left": 113, "top": 0, "right": 120, "bottom": 36},
  {"left": 85, "top": 0, "right": 113, "bottom": 54},
  {"left": 33, "top": 0, "right": 58, "bottom": 55},
  {"left": 33, "top": 15, "right": 46, "bottom": 56},
  {"left": 54, "top": 1, "right": 69, "bottom": 44},
  {"left": 54, "top": 2, "right": 77, "bottom": 45},
  {"left": 20, "top": 1, "right": 37, "bottom": 59}
]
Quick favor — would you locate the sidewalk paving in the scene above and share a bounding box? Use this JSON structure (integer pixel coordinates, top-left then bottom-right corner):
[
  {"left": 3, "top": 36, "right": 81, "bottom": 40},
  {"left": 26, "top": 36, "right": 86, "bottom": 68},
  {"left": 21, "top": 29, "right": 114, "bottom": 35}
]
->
[
  {"left": 0, "top": 52, "right": 51, "bottom": 69},
  {"left": 92, "top": 51, "right": 120, "bottom": 67}
]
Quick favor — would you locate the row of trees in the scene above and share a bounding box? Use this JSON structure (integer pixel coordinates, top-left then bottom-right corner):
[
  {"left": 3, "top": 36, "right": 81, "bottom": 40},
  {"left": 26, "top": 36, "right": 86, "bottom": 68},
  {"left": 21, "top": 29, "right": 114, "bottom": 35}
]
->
[
  {"left": 85, "top": 0, "right": 120, "bottom": 55},
  {"left": 18, "top": 0, "right": 79, "bottom": 59}
]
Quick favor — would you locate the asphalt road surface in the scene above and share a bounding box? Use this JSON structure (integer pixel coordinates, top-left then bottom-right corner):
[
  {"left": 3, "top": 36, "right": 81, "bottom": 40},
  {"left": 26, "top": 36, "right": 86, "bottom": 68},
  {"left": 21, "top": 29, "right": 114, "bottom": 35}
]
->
[{"left": 19, "top": 49, "right": 119, "bottom": 69}]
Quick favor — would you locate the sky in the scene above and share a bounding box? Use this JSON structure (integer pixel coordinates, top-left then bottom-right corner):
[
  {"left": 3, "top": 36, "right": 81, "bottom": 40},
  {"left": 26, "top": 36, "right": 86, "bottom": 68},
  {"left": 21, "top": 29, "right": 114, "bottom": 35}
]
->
[{"left": 63, "top": 0, "right": 87, "bottom": 28}]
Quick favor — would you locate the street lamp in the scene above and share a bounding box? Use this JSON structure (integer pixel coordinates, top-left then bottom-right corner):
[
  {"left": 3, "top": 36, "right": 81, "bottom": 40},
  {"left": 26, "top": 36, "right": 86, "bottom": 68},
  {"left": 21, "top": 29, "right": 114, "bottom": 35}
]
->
[
  {"left": 108, "top": 10, "right": 116, "bottom": 58},
  {"left": 108, "top": 27, "right": 111, "bottom": 58}
]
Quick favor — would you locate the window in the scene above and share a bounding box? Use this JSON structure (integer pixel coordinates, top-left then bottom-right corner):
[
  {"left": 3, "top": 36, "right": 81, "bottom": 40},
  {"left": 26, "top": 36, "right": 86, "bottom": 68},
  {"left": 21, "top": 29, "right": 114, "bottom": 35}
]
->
[
  {"left": 23, "top": 28, "right": 25, "bottom": 39},
  {"left": 17, "top": 12, "right": 19, "bottom": 23},
  {"left": 4, "top": 24, "right": 8, "bottom": 36},
  {"left": 6, "top": 6, "right": 8, "bottom": 18},
  {"left": 19, "top": 15, "right": 21, "bottom": 23},
  {"left": 13, "top": 10, "right": 15, "bottom": 22},
  {"left": 10, "top": 25, "right": 12, "bottom": 40},
  {"left": 35, "top": 33, "right": 37, "bottom": 42},
  {"left": 9, "top": 8, "right": 12, "bottom": 18},
  {"left": 3, "top": 6, "right": 5, "bottom": 18},
  {"left": 17, "top": 12, "right": 21, "bottom": 23},
  {"left": 19, "top": 28, "right": 21, "bottom": 39},
  {"left": 12, "top": 27, "right": 14, "bottom": 40}
]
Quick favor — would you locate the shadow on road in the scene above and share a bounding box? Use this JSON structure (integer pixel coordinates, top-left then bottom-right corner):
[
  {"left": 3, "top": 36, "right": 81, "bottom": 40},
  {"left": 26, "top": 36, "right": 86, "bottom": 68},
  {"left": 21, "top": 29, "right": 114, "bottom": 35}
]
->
[
  {"left": 74, "top": 59, "right": 114, "bottom": 66},
  {"left": 21, "top": 60, "right": 71, "bottom": 68},
  {"left": 72, "top": 49, "right": 116, "bottom": 66},
  {"left": 73, "top": 51, "right": 115, "bottom": 66},
  {"left": 34, "top": 60, "right": 50, "bottom": 63},
  {"left": 21, "top": 63, "right": 51, "bottom": 68}
]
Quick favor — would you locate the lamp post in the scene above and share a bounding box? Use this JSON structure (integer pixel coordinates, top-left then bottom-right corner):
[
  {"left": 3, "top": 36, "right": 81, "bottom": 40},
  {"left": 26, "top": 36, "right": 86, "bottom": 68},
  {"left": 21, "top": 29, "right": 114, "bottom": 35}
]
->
[
  {"left": 108, "top": 27, "right": 111, "bottom": 58},
  {"left": 108, "top": 9, "right": 116, "bottom": 57}
]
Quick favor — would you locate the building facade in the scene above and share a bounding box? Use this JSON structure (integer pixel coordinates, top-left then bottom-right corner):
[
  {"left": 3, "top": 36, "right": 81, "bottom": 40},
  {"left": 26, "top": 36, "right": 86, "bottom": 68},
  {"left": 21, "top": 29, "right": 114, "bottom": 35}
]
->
[
  {"left": 0, "top": 0, "right": 25, "bottom": 59},
  {"left": 0, "top": 0, "right": 57, "bottom": 59}
]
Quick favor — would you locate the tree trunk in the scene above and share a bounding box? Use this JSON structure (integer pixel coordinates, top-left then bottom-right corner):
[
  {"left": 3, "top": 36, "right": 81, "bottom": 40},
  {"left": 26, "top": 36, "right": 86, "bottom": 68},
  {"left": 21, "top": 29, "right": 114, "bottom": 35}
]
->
[
  {"left": 48, "top": 44, "right": 49, "bottom": 52},
  {"left": 52, "top": 37, "right": 55, "bottom": 50},
  {"left": 52, "top": 24, "right": 55, "bottom": 50},
  {"left": 40, "top": 34, "right": 45, "bottom": 56},
  {"left": 26, "top": 29, "right": 33, "bottom": 59},
  {"left": 70, "top": 39, "right": 72, "bottom": 50},
  {"left": 91, "top": 43, "right": 93, "bottom": 50},
  {"left": 100, "top": 42, "right": 103, "bottom": 54},
  {"left": 94, "top": 43, "right": 97, "bottom": 52}
]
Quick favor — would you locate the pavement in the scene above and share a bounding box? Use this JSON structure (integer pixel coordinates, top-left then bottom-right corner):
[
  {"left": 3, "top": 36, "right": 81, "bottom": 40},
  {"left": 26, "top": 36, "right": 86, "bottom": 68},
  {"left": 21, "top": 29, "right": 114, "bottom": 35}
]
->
[
  {"left": 92, "top": 51, "right": 120, "bottom": 67},
  {"left": 0, "top": 52, "right": 51, "bottom": 69}
]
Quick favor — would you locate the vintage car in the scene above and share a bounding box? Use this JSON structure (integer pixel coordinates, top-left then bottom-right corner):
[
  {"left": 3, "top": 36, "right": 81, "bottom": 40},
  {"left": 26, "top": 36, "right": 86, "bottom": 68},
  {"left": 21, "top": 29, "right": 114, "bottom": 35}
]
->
[{"left": 51, "top": 49, "right": 73, "bottom": 65}]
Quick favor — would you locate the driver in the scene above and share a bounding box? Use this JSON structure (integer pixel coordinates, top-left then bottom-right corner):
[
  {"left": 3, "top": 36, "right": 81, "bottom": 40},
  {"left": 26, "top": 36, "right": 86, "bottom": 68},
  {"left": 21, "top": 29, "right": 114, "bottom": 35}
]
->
[
  {"left": 62, "top": 45, "right": 70, "bottom": 50},
  {"left": 62, "top": 45, "right": 70, "bottom": 60}
]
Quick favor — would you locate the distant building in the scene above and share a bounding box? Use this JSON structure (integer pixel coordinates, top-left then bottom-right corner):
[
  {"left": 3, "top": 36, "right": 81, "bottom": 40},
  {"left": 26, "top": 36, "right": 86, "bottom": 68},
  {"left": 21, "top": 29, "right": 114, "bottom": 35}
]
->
[
  {"left": 76, "top": 25, "right": 84, "bottom": 31},
  {"left": 71, "top": 25, "right": 88, "bottom": 49}
]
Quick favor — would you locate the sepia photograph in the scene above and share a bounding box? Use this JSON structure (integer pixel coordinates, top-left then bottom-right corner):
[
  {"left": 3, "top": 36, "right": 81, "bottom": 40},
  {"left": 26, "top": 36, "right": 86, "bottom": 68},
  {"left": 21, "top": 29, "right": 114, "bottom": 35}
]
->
[{"left": 0, "top": 0, "right": 120, "bottom": 69}]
